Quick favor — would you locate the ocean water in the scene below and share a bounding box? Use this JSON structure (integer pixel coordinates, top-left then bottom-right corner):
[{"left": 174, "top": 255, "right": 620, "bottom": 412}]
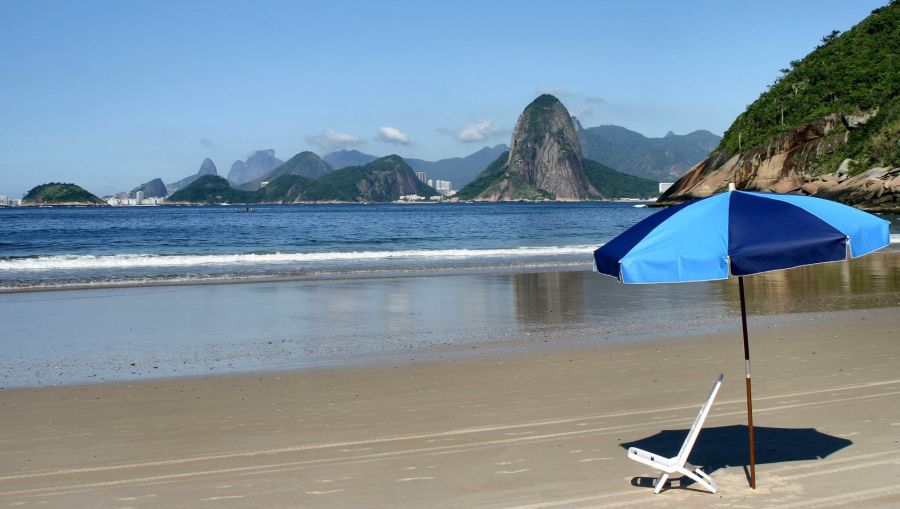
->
[
  {"left": 0, "top": 203, "right": 652, "bottom": 290},
  {"left": 1, "top": 203, "right": 898, "bottom": 291}
]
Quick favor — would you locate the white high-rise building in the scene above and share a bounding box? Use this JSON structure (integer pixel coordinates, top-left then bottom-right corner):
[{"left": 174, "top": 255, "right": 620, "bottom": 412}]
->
[
  {"left": 415, "top": 171, "right": 427, "bottom": 183},
  {"left": 0, "top": 195, "right": 8, "bottom": 206},
  {"left": 135, "top": 190, "right": 145, "bottom": 203},
  {"left": 434, "top": 180, "right": 452, "bottom": 196}
]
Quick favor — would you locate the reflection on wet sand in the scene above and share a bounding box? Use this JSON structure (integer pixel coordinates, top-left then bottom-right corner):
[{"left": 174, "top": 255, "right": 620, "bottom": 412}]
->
[
  {"left": 513, "top": 272, "right": 585, "bottom": 324},
  {"left": 726, "top": 250, "right": 900, "bottom": 315}
]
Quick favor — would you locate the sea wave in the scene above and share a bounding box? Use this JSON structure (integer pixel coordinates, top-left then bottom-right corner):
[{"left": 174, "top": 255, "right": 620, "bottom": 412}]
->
[{"left": 0, "top": 245, "right": 599, "bottom": 271}]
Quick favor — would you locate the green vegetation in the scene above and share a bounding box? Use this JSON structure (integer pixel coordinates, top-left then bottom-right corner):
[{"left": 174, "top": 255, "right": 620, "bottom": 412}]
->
[
  {"left": 718, "top": 2, "right": 899, "bottom": 173},
  {"left": 239, "top": 151, "right": 333, "bottom": 190},
  {"left": 454, "top": 152, "right": 510, "bottom": 200},
  {"left": 22, "top": 183, "right": 106, "bottom": 205},
  {"left": 303, "top": 155, "right": 436, "bottom": 202},
  {"left": 256, "top": 174, "right": 310, "bottom": 203},
  {"left": 167, "top": 155, "right": 435, "bottom": 204},
  {"left": 167, "top": 175, "right": 258, "bottom": 203},
  {"left": 583, "top": 159, "right": 659, "bottom": 198}
]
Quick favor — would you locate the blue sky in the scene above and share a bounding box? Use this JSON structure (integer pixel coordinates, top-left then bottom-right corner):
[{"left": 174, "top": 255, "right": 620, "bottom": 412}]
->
[{"left": 0, "top": 0, "right": 887, "bottom": 197}]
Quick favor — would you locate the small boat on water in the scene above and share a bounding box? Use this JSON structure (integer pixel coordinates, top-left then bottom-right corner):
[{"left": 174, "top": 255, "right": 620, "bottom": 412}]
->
[{"left": 237, "top": 207, "right": 254, "bottom": 213}]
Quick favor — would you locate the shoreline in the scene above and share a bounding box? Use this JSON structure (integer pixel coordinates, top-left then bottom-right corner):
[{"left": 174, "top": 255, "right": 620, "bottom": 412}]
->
[
  {"left": 2, "top": 305, "right": 898, "bottom": 507},
  {"left": 3, "top": 251, "right": 898, "bottom": 390},
  {"left": 2, "top": 243, "right": 898, "bottom": 295}
]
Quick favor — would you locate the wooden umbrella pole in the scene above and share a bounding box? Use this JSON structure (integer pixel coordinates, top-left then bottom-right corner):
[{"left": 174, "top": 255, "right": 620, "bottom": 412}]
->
[{"left": 738, "top": 276, "right": 757, "bottom": 489}]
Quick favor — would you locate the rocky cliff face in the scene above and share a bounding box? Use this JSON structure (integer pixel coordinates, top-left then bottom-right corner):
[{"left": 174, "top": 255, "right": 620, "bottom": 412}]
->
[
  {"left": 659, "top": 113, "right": 899, "bottom": 212},
  {"left": 458, "top": 95, "right": 597, "bottom": 201},
  {"left": 227, "top": 150, "right": 284, "bottom": 185}
]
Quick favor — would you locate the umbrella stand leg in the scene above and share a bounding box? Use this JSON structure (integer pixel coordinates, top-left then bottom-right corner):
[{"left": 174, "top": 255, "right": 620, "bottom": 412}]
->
[{"left": 739, "top": 276, "right": 757, "bottom": 489}]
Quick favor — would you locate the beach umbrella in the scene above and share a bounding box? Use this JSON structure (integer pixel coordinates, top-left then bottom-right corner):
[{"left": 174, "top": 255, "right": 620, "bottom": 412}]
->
[{"left": 593, "top": 188, "right": 890, "bottom": 488}]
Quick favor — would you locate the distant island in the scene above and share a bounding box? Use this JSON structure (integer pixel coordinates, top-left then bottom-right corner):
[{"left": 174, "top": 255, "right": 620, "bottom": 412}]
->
[{"left": 22, "top": 183, "right": 107, "bottom": 206}]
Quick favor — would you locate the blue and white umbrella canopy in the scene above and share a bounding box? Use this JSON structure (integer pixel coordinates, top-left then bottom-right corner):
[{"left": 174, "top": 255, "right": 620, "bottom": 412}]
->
[{"left": 594, "top": 190, "right": 890, "bottom": 284}]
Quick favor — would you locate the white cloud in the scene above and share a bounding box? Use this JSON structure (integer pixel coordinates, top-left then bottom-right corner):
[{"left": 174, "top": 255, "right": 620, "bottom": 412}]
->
[
  {"left": 305, "top": 128, "right": 364, "bottom": 150},
  {"left": 584, "top": 95, "right": 606, "bottom": 104},
  {"left": 376, "top": 126, "right": 411, "bottom": 145},
  {"left": 456, "top": 120, "right": 501, "bottom": 142},
  {"left": 572, "top": 106, "right": 594, "bottom": 117},
  {"left": 200, "top": 137, "right": 215, "bottom": 148}
]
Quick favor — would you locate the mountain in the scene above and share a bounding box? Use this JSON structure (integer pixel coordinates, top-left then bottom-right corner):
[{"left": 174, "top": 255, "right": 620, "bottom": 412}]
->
[
  {"left": 227, "top": 149, "right": 284, "bottom": 185},
  {"left": 456, "top": 94, "right": 597, "bottom": 201},
  {"left": 301, "top": 155, "right": 437, "bottom": 202},
  {"left": 130, "top": 178, "right": 167, "bottom": 198},
  {"left": 22, "top": 183, "right": 106, "bottom": 206},
  {"left": 239, "top": 151, "right": 333, "bottom": 190},
  {"left": 405, "top": 144, "right": 509, "bottom": 188},
  {"left": 323, "top": 149, "right": 378, "bottom": 170},
  {"left": 577, "top": 124, "right": 721, "bottom": 182},
  {"left": 659, "top": 2, "right": 899, "bottom": 212},
  {"left": 583, "top": 160, "right": 659, "bottom": 199},
  {"left": 166, "top": 158, "right": 218, "bottom": 194},
  {"left": 323, "top": 145, "right": 510, "bottom": 188},
  {"left": 166, "top": 175, "right": 257, "bottom": 204},
  {"left": 166, "top": 155, "right": 437, "bottom": 204}
]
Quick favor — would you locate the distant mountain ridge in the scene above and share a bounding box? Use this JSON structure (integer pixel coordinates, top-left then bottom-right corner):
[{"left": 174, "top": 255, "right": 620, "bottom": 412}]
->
[
  {"left": 167, "top": 155, "right": 437, "bottom": 204},
  {"left": 238, "top": 151, "right": 333, "bottom": 191},
  {"left": 323, "top": 145, "right": 509, "bottom": 189},
  {"left": 227, "top": 150, "right": 284, "bottom": 185},
  {"left": 130, "top": 178, "right": 167, "bottom": 198},
  {"left": 577, "top": 124, "right": 721, "bottom": 182},
  {"left": 323, "top": 150, "right": 378, "bottom": 170},
  {"left": 166, "top": 158, "right": 218, "bottom": 194}
]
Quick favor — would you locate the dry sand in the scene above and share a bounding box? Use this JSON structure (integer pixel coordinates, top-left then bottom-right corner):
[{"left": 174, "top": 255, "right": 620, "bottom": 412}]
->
[{"left": 1, "top": 305, "right": 899, "bottom": 508}]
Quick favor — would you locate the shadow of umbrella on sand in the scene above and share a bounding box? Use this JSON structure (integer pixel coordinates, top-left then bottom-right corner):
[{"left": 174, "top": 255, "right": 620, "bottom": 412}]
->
[{"left": 621, "top": 425, "right": 852, "bottom": 491}]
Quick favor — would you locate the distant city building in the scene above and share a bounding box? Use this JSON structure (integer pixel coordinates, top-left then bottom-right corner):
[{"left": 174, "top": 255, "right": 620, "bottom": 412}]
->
[
  {"left": 0, "top": 195, "right": 7, "bottom": 206},
  {"left": 434, "top": 180, "right": 453, "bottom": 196},
  {"left": 658, "top": 182, "right": 674, "bottom": 194},
  {"left": 135, "top": 190, "right": 145, "bottom": 203},
  {"left": 415, "top": 171, "right": 427, "bottom": 183},
  {"left": 260, "top": 181, "right": 269, "bottom": 188},
  {"left": 427, "top": 179, "right": 434, "bottom": 188}
]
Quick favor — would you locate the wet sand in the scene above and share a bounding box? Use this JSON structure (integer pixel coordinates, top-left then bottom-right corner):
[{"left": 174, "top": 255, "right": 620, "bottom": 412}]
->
[
  {"left": 2, "top": 250, "right": 898, "bottom": 388},
  {"left": 2, "top": 308, "right": 900, "bottom": 507}
]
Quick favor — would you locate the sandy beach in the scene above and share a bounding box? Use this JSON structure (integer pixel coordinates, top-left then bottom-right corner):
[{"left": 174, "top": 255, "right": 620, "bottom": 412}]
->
[{"left": 2, "top": 299, "right": 899, "bottom": 507}]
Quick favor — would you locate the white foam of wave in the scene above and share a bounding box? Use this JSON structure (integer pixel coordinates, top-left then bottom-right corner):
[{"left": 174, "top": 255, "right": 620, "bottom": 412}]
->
[{"left": 0, "top": 245, "right": 599, "bottom": 271}]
